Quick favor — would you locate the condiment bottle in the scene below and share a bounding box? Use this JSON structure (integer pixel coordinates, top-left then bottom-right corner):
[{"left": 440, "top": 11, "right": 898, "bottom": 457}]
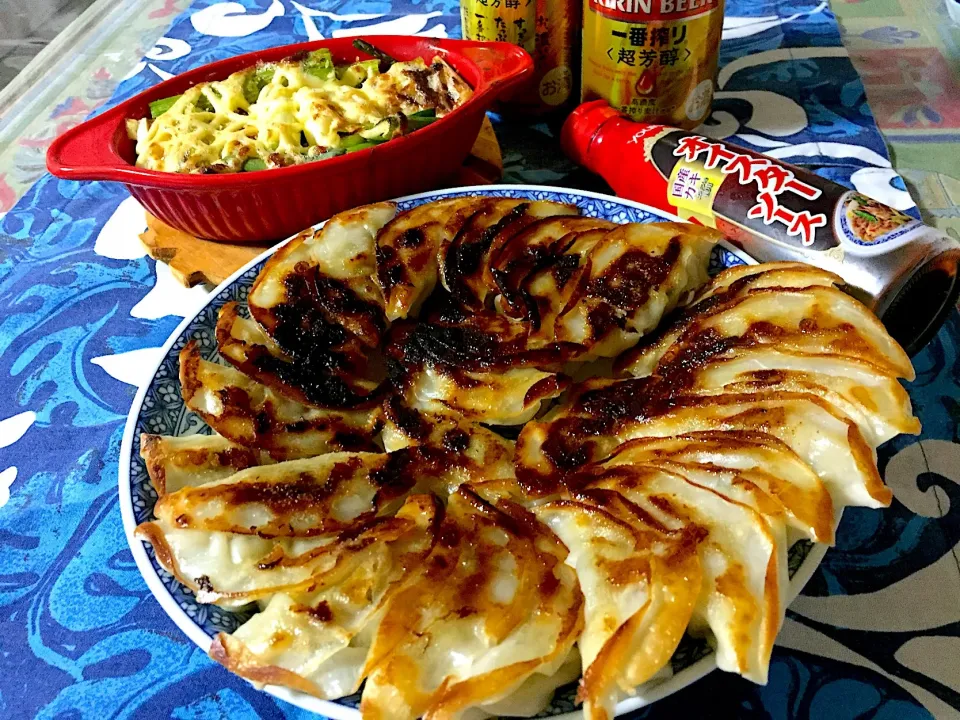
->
[
  {"left": 561, "top": 100, "right": 960, "bottom": 355},
  {"left": 581, "top": 0, "right": 724, "bottom": 129}
]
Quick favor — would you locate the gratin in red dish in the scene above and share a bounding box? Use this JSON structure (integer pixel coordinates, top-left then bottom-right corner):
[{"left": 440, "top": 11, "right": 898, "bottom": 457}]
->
[{"left": 45, "top": 37, "right": 532, "bottom": 243}]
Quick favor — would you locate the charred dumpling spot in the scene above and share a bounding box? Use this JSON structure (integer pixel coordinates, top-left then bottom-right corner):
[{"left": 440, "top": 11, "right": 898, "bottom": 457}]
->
[
  {"left": 553, "top": 222, "right": 720, "bottom": 359},
  {"left": 404, "top": 360, "right": 569, "bottom": 427},
  {"left": 491, "top": 216, "right": 616, "bottom": 320},
  {"left": 249, "top": 202, "right": 397, "bottom": 349},
  {"left": 442, "top": 200, "right": 580, "bottom": 309},
  {"left": 178, "top": 342, "right": 383, "bottom": 458},
  {"left": 619, "top": 269, "right": 913, "bottom": 381},
  {"left": 375, "top": 197, "right": 488, "bottom": 322},
  {"left": 381, "top": 396, "right": 516, "bottom": 484},
  {"left": 439, "top": 199, "right": 529, "bottom": 306},
  {"left": 216, "top": 302, "right": 384, "bottom": 407}
]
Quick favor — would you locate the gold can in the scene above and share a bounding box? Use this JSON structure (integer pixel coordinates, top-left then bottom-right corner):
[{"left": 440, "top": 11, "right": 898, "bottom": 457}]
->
[
  {"left": 581, "top": 0, "right": 724, "bottom": 128},
  {"left": 461, "top": 0, "right": 580, "bottom": 113}
]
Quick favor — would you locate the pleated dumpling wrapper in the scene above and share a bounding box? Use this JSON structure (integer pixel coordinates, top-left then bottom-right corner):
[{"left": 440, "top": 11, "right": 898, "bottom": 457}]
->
[
  {"left": 380, "top": 397, "right": 516, "bottom": 486},
  {"left": 576, "top": 462, "right": 787, "bottom": 685},
  {"left": 599, "top": 432, "right": 835, "bottom": 544},
  {"left": 216, "top": 301, "right": 384, "bottom": 404},
  {"left": 135, "top": 451, "right": 454, "bottom": 605},
  {"left": 551, "top": 222, "right": 719, "bottom": 359},
  {"left": 209, "top": 495, "right": 441, "bottom": 699},
  {"left": 249, "top": 202, "right": 396, "bottom": 348},
  {"left": 375, "top": 197, "right": 489, "bottom": 322},
  {"left": 619, "top": 267, "right": 913, "bottom": 382},
  {"left": 387, "top": 220, "right": 721, "bottom": 424},
  {"left": 360, "top": 486, "right": 584, "bottom": 720},
  {"left": 518, "top": 386, "right": 892, "bottom": 511},
  {"left": 179, "top": 342, "right": 383, "bottom": 458},
  {"left": 533, "top": 489, "right": 703, "bottom": 720},
  {"left": 139, "top": 432, "right": 277, "bottom": 496}
]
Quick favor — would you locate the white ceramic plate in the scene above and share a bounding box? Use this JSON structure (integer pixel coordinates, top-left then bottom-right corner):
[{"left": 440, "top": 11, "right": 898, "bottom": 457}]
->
[{"left": 118, "top": 185, "right": 825, "bottom": 719}]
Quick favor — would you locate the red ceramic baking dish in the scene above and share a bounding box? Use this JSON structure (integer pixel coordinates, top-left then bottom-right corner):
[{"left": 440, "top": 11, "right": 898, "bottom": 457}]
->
[{"left": 46, "top": 37, "right": 532, "bottom": 243}]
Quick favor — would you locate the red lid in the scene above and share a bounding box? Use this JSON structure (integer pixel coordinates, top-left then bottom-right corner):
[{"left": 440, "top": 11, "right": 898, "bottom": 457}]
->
[{"left": 560, "top": 100, "right": 623, "bottom": 169}]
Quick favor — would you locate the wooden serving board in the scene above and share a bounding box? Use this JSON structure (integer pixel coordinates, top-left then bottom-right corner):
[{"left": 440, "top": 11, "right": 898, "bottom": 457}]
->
[{"left": 140, "top": 117, "right": 503, "bottom": 288}]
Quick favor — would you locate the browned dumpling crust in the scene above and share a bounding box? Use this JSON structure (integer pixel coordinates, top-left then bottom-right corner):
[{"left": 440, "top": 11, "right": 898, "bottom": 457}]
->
[{"left": 135, "top": 199, "right": 920, "bottom": 720}]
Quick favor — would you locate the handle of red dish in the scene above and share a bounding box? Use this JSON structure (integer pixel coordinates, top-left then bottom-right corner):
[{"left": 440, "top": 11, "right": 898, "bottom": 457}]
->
[
  {"left": 46, "top": 106, "right": 132, "bottom": 181},
  {"left": 444, "top": 39, "right": 534, "bottom": 97}
]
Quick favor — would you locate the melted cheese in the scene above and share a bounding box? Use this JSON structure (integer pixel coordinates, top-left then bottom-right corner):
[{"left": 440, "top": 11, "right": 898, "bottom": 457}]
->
[{"left": 134, "top": 57, "right": 471, "bottom": 173}]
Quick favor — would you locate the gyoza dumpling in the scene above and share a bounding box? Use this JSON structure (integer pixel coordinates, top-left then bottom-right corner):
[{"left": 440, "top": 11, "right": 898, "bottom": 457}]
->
[
  {"left": 619, "top": 285, "right": 914, "bottom": 380},
  {"left": 441, "top": 199, "right": 579, "bottom": 310},
  {"left": 580, "top": 463, "right": 786, "bottom": 686},
  {"left": 385, "top": 293, "right": 572, "bottom": 426},
  {"left": 209, "top": 495, "right": 440, "bottom": 698},
  {"left": 381, "top": 397, "right": 516, "bottom": 483},
  {"left": 553, "top": 223, "right": 719, "bottom": 358},
  {"left": 516, "top": 385, "right": 890, "bottom": 510},
  {"left": 602, "top": 432, "right": 835, "bottom": 543},
  {"left": 140, "top": 432, "right": 277, "bottom": 496},
  {"left": 533, "top": 490, "right": 702, "bottom": 720},
  {"left": 149, "top": 451, "right": 426, "bottom": 538},
  {"left": 216, "top": 301, "right": 383, "bottom": 405},
  {"left": 360, "top": 487, "right": 584, "bottom": 720},
  {"left": 522, "top": 226, "right": 612, "bottom": 347},
  {"left": 689, "top": 261, "right": 843, "bottom": 304},
  {"left": 617, "top": 263, "right": 845, "bottom": 377},
  {"left": 137, "top": 521, "right": 337, "bottom": 607},
  {"left": 137, "top": 455, "right": 442, "bottom": 605},
  {"left": 376, "top": 197, "right": 489, "bottom": 321},
  {"left": 248, "top": 202, "right": 397, "bottom": 348},
  {"left": 685, "top": 348, "right": 920, "bottom": 445},
  {"left": 179, "top": 342, "right": 382, "bottom": 457}
]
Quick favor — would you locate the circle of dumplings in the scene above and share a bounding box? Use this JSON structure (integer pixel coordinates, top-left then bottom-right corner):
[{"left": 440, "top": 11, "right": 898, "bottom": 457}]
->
[{"left": 126, "top": 187, "right": 815, "bottom": 717}]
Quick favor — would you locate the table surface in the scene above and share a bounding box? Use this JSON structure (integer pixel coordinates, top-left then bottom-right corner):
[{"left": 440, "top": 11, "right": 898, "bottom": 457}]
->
[
  {"left": 1, "top": 0, "right": 958, "bottom": 230},
  {"left": 1, "top": 1, "right": 960, "bottom": 719}
]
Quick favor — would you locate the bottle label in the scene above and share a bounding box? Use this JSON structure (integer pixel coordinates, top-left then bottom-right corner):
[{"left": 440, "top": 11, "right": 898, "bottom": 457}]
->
[
  {"left": 667, "top": 157, "right": 723, "bottom": 227},
  {"left": 460, "top": 0, "right": 537, "bottom": 53},
  {"left": 462, "top": 0, "right": 577, "bottom": 110},
  {"left": 581, "top": 0, "right": 724, "bottom": 128},
  {"left": 651, "top": 131, "right": 924, "bottom": 255}
]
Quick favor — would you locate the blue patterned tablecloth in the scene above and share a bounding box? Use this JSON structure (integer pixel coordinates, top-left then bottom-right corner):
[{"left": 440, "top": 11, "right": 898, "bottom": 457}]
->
[{"left": 2, "top": 1, "right": 959, "bottom": 718}]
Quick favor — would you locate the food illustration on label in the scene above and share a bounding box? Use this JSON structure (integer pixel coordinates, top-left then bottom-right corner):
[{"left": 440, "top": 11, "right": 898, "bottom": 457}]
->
[{"left": 841, "top": 192, "right": 915, "bottom": 244}]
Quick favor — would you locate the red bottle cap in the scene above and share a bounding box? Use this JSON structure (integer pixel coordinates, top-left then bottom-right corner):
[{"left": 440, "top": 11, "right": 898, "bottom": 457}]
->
[{"left": 560, "top": 100, "right": 623, "bottom": 169}]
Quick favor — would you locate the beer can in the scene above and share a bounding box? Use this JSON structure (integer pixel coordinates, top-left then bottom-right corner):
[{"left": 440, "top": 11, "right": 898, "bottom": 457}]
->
[
  {"left": 462, "top": 0, "right": 580, "bottom": 113},
  {"left": 562, "top": 104, "right": 960, "bottom": 355},
  {"left": 581, "top": 0, "right": 724, "bottom": 129}
]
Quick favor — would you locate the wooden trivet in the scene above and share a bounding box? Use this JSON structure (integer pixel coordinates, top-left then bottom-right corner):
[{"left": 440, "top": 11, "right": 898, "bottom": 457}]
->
[{"left": 139, "top": 117, "right": 504, "bottom": 288}]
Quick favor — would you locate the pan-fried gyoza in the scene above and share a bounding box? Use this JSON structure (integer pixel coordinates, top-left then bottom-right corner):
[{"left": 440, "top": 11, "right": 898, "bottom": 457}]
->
[{"left": 137, "top": 199, "right": 919, "bottom": 720}]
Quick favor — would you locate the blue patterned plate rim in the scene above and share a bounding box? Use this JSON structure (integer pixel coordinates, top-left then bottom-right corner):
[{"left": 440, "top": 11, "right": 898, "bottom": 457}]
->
[{"left": 118, "top": 184, "right": 822, "bottom": 719}]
